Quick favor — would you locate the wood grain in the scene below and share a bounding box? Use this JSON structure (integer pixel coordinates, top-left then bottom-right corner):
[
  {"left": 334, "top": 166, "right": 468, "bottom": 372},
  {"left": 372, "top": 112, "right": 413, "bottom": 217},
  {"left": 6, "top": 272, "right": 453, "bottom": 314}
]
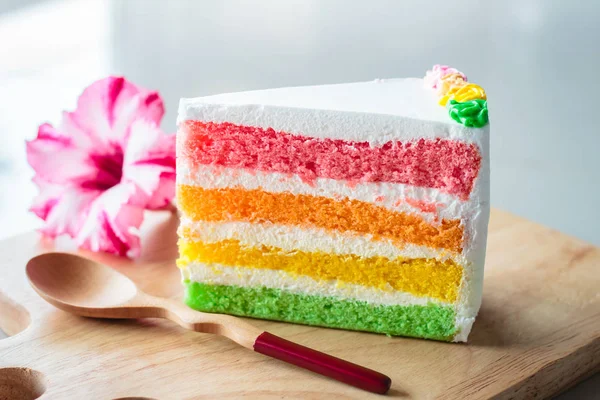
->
[
  {"left": 0, "top": 209, "right": 598, "bottom": 399},
  {"left": 23, "top": 251, "right": 391, "bottom": 394}
]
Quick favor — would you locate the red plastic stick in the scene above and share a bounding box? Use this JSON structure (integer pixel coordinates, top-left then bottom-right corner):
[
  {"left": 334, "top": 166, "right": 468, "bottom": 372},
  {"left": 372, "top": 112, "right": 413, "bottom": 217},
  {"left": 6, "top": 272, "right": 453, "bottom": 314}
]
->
[{"left": 254, "top": 332, "right": 391, "bottom": 394}]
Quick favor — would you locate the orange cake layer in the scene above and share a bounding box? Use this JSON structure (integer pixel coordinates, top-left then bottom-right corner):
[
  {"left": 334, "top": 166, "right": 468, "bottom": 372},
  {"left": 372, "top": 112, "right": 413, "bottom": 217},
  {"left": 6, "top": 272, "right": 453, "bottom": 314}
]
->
[{"left": 177, "top": 185, "right": 464, "bottom": 252}]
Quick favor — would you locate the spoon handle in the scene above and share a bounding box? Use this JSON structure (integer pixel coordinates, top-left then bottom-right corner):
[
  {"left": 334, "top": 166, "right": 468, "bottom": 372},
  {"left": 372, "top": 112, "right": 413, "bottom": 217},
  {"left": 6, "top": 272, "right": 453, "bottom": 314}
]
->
[
  {"left": 161, "top": 298, "right": 391, "bottom": 394},
  {"left": 254, "top": 332, "right": 391, "bottom": 394}
]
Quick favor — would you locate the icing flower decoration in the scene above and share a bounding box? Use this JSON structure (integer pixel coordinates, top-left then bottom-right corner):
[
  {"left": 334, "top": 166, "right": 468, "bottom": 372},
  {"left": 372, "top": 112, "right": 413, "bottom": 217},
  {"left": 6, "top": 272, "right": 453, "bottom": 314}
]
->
[
  {"left": 424, "top": 65, "right": 489, "bottom": 128},
  {"left": 438, "top": 73, "right": 467, "bottom": 96},
  {"left": 424, "top": 65, "right": 467, "bottom": 90},
  {"left": 448, "top": 99, "right": 488, "bottom": 128},
  {"left": 439, "top": 83, "right": 487, "bottom": 106},
  {"left": 26, "top": 77, "right": 176, "bottom": 257}
]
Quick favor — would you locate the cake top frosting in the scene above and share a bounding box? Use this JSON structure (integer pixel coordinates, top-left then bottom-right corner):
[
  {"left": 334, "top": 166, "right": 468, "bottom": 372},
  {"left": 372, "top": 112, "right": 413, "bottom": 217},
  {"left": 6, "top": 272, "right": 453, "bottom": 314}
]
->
[
  {"left": 181, "top": 78, "right": 459, "bottom": 126},
  {"left": 180, "top": 66, "right": 489, "bottom": 129}
]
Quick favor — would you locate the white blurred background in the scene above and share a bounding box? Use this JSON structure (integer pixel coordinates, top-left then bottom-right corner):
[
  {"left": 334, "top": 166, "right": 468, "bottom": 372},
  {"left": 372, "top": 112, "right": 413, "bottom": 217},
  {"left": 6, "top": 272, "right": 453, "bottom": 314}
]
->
[
  {"left": 0, "top": 1, "right": 598, "bottom": 397},
  {"left": 1, "top": 0, "right": 599, "bottom": 246}
]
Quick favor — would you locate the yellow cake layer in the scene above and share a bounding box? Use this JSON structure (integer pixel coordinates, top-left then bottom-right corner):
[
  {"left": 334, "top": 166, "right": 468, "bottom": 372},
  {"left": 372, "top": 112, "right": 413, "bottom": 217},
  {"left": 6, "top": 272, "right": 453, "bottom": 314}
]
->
[
  {"left": 176, "top": 185, "right": 464, "bottom": 252},
  {"left": 178, "top": 238, "right": 462, "bottom": 303}
]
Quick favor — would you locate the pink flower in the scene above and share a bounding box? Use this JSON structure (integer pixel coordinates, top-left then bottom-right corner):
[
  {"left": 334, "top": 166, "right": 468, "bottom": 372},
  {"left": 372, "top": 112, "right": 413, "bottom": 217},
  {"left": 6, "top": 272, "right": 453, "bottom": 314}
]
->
[
  {"left": 424, "top": 65, "right": 467, "bottom": 90},
  {"left": 26, "top": 77, "right": 176, "bottom": 258}
]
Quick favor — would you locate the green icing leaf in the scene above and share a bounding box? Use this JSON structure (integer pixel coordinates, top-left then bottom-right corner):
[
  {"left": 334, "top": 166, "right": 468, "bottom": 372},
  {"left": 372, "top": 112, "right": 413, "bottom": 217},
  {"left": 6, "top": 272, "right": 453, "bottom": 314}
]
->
[{"left": 448, "top": 99, "right": 489, "bottom": 128}]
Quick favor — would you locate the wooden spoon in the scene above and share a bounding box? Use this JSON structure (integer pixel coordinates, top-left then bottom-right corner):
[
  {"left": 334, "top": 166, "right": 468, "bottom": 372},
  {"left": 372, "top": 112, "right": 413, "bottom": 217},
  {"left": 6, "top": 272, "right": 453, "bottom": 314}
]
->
[{"left": 26, "top": 252, "right": 391, "bottom": 394}]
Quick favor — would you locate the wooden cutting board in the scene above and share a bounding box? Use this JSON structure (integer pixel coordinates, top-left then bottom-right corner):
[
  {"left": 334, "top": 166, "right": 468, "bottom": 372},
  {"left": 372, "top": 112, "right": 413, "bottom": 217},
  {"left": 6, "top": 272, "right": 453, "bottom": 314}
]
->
[{"left": 0, "top": 209, "right": 598, "bottom": 399}]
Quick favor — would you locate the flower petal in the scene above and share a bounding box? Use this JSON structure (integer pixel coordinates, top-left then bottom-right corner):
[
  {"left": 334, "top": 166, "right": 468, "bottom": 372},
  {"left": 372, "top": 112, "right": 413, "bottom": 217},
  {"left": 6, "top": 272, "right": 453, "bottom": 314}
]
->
[
  {"left": 122, "top": 120, "right": 176, "bottom": 208},
  {"left": 28, "top": 76, "right": 172, "bottom": 258},
  {"left": 26, "top": 123, "right": 98, "bottom": 185},
  {"left": 123, "top": 120, "right": 175, "bottom": 165},
  {"left": 145, "top": 172, "right": 176, "bottom": 210},
  {"left": 31, "top": 178, "right": 99, "bottom": 238},
  {"left": 59, "top": 111, "right": 106, "bottom": 151},
  {"left": 69, "top": 77, "right": 164, "bottom": 147},
  {"left": 75, "top": 182, "right": 146, "bottom": 257}
]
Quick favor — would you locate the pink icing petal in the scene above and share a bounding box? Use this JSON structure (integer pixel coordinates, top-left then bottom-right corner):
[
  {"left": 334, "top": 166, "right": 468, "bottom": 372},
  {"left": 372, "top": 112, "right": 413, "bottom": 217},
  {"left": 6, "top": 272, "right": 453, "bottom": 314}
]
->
[{"left": 424, "top": 65, "right": 467, "bottom": 90}]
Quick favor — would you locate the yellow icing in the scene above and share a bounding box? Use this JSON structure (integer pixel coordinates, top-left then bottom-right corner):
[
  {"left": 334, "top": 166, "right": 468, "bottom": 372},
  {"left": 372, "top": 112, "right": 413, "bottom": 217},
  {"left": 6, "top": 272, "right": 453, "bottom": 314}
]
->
[{"left": 439, "top": 83, "right": 487, "bottom": 106}]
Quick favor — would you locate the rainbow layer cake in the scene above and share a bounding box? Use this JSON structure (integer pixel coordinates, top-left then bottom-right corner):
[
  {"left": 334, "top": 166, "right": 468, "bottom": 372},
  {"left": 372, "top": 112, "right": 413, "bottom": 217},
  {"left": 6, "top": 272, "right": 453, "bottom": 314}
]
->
[{"left": 176, "top": 65, "right": 490, "bottom": 342}]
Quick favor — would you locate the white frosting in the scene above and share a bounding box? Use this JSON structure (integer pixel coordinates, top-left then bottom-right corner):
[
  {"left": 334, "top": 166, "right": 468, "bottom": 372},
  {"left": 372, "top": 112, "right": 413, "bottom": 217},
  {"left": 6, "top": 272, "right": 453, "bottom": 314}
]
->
[
  {"left": 179, "top": 219, "right": 465, "bottom": 265},
  {"left": 176, "top": 76, "right": 490, "bottom": 342},
  {"left": 181, "top": 262, "right": 447, "bottom": 308},
  {"left": 178, "top": 78, "right": 484, "bottom": 146},
  {"left": 456, "top": 122, "right": 489, "bottom": 340},
  {"left": 177, "top": 162, "right": 470, "bottom": 224}
]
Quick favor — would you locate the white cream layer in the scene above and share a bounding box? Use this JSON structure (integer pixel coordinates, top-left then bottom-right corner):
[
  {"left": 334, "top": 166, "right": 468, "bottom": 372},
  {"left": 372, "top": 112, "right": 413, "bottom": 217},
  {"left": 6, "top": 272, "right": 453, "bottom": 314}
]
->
[
  {"left": 176, "top": 162, "right": 476, "bottom": 224},
  {"left": 179, "top": 219, "right": 465, "bottom": 265},
  {"left": 181, "top": 261, "right": 447, "bottom": 308}
]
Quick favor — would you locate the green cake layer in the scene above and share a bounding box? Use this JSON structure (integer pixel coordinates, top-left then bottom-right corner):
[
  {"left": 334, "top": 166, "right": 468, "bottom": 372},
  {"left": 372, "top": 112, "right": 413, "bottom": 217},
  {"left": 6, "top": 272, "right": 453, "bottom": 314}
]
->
[{"left": 184, "top": 281, "right": 457, "bottom": 341}]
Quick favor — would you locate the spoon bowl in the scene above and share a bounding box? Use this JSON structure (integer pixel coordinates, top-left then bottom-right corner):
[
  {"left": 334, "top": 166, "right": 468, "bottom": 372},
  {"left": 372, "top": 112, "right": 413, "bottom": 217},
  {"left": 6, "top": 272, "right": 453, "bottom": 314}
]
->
[
  {"left": 26, "top": 253, "right": 138, "bottom": 310},
  {"left": 25, "top": 252, "right": 391, "bottom": 394}
]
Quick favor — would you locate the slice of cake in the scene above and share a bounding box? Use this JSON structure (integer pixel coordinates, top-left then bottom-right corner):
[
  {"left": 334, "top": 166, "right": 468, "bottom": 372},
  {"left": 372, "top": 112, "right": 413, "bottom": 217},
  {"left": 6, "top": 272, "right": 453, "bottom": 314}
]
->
[{"left": 176, "top": 65, "right": 490, "bottom": 342}]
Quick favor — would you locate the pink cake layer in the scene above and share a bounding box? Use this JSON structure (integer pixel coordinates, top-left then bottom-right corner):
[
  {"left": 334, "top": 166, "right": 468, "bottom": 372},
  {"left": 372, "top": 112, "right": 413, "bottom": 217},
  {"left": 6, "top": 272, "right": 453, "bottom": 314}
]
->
[{"left": 180, "top": 121, "right": 481, "bottom": 199}]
